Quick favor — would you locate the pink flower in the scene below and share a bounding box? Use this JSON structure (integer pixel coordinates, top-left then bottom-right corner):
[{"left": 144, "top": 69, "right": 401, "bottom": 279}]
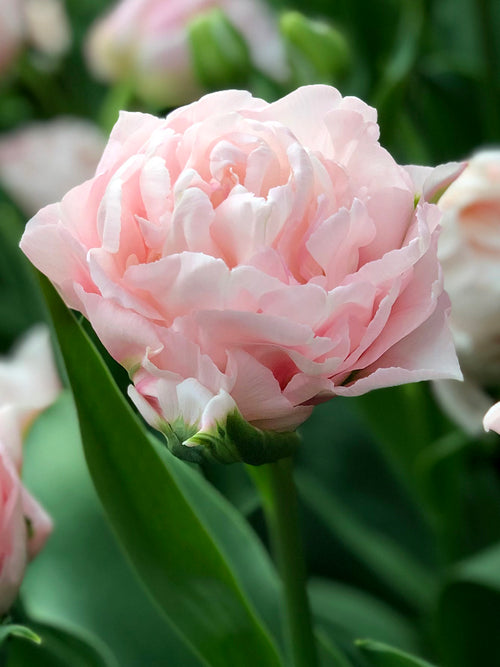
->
[
  {"left": 0, "top": 440, "right": 52, "bottom": 614},
  {"left": 430, "top": 150, "right": 500, "bottom": 433},
  {"left": 85, "top": 0, "right": 288, "bottom": 107},
  {"left": 0, "top": 0, "right": 70, "bottom": 75},
  {"left": 0, "top": 326, "right": 57, "bottom": 611},
  {"left": 484, "top": 402, "right": 500, "bottom": 435},
  {"left": 0, "top": 118, "right": 106, "bottom": 216},
  {"left": 0, "top": 325, "right": 61, "bottom": 468},
  {"left": 21, "top": 85, "right": 461, "bottom": 463}
]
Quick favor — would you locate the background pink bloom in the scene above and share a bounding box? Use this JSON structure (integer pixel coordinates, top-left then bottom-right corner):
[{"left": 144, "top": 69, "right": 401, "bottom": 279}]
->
[
  {"left": 0, "top": 440, "right": 52, "bottom": 614},
  {"left": 0, "top": 0, "right": 70, "bottom": 75},
  {"left": 0, "top": 118, "right": 106, "bottom": 216},
  {"left": 0, "top": 325, "right": 61, "bottom": 468},
  {"left": 85, "top": 0, "right": 289, "bottom": 107},
  {"left": 0, "top": 326, "right": 57, "bottom": 611},
  {"left": 0, "top": 0, "right": 24, "bottom": 75},
  {"left": 432, "top": 150, "right": 500, "bottom": 433},
  {"left": 21, "top": 85, "right": 461, "bottom": 458}
]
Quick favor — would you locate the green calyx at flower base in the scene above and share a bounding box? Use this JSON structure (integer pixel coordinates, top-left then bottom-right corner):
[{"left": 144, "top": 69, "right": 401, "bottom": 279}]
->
[{"left": 158, "top": 409, "right": 300, "bottom": 465}]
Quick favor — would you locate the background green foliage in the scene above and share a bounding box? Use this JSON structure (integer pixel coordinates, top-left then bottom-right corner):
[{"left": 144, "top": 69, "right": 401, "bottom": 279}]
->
[{"left": 1, "top": 0, "right": 500, "bottom": 665}]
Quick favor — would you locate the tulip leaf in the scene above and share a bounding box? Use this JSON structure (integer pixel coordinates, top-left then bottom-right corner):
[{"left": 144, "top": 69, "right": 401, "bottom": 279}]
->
[
  {"left": 436, "top": 541, "right": 500, "bottom": 666},
  {"left": 5, "top": 620, "right": 116, "bottom": 667},
  {"left": 353, "top": 384, "right": 449, "bottom": 485},
  {"left": 316, "top": 630, "right": 355, "bottom": 667},
  {"left": 0, "top": 624, "right": 40, "bottom": 646},
  {"left": 355, "top": 640, "right": 435, "bottom": 667},
  {"left": 296, "top": 470, "right": 435, "bottom": 611},
  {"left": 309, "top": 579, "right": 419, "bottom": 653},
  {"left": 39, "top": 275, "right": 282, "bottom": 667}
]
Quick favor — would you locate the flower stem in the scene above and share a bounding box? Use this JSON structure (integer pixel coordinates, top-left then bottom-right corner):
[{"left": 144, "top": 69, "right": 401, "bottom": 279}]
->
[{"left": 249, "top": 457, "right": 318, "bottom": 667}]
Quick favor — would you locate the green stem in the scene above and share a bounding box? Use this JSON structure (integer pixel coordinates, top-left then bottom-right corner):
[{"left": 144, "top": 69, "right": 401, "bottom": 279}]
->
[
  {"left": 249, "top": 457, "right": 318, "bottom": 667},
  {"left": 98, "top": 78, "right": 137, "bottom": 135}
]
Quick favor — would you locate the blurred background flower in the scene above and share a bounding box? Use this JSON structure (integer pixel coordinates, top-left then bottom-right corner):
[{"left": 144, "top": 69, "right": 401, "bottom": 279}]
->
[
  {"left": 85, "top": 0, "right": 289, "bottom": 108},
  {"left": 433, "top": 150, "right": 500, "bottom": 433},
  {"left": 0, "top": 326, "right": 59, "bottom": 614},
  {"left": 0, "top": 0, "right": 70, "bottom": 76},
  {"left": 0, "top": 118, "right": 105, "bottom": 216}
]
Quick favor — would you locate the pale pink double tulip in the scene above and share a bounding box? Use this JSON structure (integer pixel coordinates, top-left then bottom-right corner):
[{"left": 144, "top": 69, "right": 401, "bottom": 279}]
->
[
  {"left": 85, "top": 0, "right": 288, "bottom": 107},
  {"left": 0, "top": 118, "right": 106, "bottom": 216},
  {"left": 0, "top": 326, "right": 58, "bottom": 612},
  {"left": 21, "top": 85, "right": 461, "bottom": 462},
  {"left": 432, "top": 150, "right": 500, "bottom": 434}
]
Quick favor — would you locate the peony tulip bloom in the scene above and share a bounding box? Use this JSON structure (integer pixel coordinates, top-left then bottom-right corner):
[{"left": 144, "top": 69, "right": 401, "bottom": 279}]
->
[
  {"left": 85, "top": 0, "right": 289, "bottom": 108},
  {"left": 0, "top": 118, "right": 106, "bottom": 216},
  {"left": 21, "top": 85, "right": 461, "bottom": 463},
  {"left": 432, "top": 150, "right": 500, "bottom": 434}
]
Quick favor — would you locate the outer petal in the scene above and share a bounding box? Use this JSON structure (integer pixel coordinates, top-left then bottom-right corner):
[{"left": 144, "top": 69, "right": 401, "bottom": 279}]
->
[{"left": 484, "top": 402, "right": 500, "bottom": 435}]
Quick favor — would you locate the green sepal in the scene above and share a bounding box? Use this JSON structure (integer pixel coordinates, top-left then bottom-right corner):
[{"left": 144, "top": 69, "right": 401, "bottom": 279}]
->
[
  {"left": 280, "top": 11, "right": 350, "bottom": 83},
  {"left": 187, "top": 8, "right": 251, "bottom": 90},
  {"left": 161, "top": 410, "right": 301, "bottom": 466}
]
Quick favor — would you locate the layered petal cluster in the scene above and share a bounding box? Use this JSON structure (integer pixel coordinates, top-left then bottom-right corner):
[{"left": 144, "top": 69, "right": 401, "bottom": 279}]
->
[
  {"left": 0, "top": 118, "right": 106, "bottom": 216},
  {"left": 21, "top": 85, "right": 461, "bottom": 462},
  {"left": 433, "top": 150, "right": 500, "bottom": 434},
  {"left": 85, "top": 0, "right": 288, "bottom": 107},
  {"left": 0, "top": 326, "right": 59, "bottom": 613}
]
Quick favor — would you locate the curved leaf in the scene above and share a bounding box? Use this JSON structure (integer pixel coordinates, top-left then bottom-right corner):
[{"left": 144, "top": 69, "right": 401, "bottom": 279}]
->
[
  {"left": 309, "top": 579, "right": 419, "bottom": 653},
  {"left": 296, "top": 471, "right": 435, "bottom": 611},
  {"left": 437, "top": 541, "right": 500, "bottom": 666},
  {"left": 39, "top": 276, "right": 282, "bottom": 667},
  {"left": 5, "top": 621, "right": 116, "bottom": 667},
  {"left": 355, "top": 640, "right": 435, "bottom": 667},
  {"left": 0, "top": 624, "right": 40, "bottom": 646}
]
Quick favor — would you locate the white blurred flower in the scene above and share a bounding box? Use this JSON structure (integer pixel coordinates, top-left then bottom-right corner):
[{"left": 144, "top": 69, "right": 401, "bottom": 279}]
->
[
  {"left": 434, "top": 150, "right": 500, "bottom": 434},
  {"left": 23, "top": 0, "right": 71, "bottom": 57},
  {"left": 0, "top": 117, "right": 106, "bottom": 215},
  {"left": 85, "top": 0, "right": 289, "bottom": 107}
]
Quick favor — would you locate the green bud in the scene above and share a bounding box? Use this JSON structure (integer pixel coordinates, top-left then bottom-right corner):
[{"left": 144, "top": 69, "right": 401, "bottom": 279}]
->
[
  {"left": 280, "top": 11, "right": 350, "bottom": 84},
  {"left": 187, "top": 8, "right": 251, "bottom": 90}
]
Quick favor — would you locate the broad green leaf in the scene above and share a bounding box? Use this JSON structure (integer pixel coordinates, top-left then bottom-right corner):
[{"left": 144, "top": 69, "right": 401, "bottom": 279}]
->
[
  {"left": 355, "top": 640, "right": 435, "bottom": 667},
  {"left": 21, "top": 390, "right": 200, "bottom": 667},
  {"left": 296, "top": 470, "right": 435, "bottom": 611},
  {"left": 316, "top": 630, "right": 356, "bottom": 667},
  {"left": 437, "top": 541, "right": 500, "bottom": 666},
  {"left": 353, "top": 384, "right": 452, "bottom": 487},
  {"left": 5, "top": 620, "right": 116, "bottom": 667},
  {"left": 22, "top": 392, "right": 202, "bottom": 667},
  {"left": 309, "top": 579, "right": 419, "bottom": 653},
  {"left": 40, "top": 276, "right": 282, "bottom": 667},
  {"left": 416, "top": 430, "right": 500, "bottom": 560},
  {"left": 0, "top": 624, "right": 40, "bottom": 645}
]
